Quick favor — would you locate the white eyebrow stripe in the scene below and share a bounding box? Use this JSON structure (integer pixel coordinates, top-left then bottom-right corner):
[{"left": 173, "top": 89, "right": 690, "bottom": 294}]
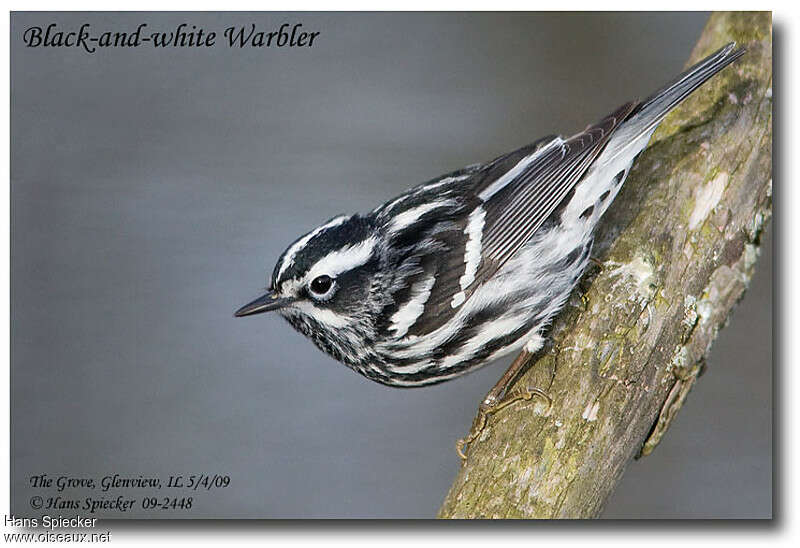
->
[
  {"left": 387, "top": 200, "right": 457, "bottom": 233},
  {"left": 305, "top": 236, "right": 378, "bottom": 281},
  {"left": 276, "top": 215, "right": 348, "bottom": 280},
  {"left": 478, "top": 138, "right": 564, "bottom": 201},
  {"left": 388, "top": 275, "right": 436, "bottom": 338}
]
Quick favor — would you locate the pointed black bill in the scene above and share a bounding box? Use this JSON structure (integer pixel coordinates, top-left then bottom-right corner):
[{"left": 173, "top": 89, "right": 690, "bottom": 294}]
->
[{"left": 234, "top": 291, "right": 293, "bottom": 317}]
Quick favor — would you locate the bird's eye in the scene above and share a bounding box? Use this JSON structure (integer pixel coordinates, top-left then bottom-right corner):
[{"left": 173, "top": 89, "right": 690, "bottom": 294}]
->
[{"left": 309, "top": 275, "right": 334, "bottom": 297}]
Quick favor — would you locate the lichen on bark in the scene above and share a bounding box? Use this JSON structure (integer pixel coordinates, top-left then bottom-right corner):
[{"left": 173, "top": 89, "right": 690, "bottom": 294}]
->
[{"left": 438, "top": 11, "right": 772, "bottom": 519}]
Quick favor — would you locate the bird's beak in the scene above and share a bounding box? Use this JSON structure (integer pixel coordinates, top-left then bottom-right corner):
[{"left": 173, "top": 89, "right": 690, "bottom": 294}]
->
[{"left": 234, "top": 290, "right": 294, "bottom": 317}]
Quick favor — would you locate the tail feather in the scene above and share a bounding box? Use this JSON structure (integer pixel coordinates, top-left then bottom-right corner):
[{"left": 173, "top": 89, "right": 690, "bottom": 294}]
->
[
  {"left": 633, "top": 42, "right": 746, "bottom": 135},
  {"left": 602, "top": 42, "right": 746, "bottom": 165}
]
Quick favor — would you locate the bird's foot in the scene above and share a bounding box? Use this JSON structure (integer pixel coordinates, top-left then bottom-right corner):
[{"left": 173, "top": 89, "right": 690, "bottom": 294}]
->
[{"left": 456, "top": 386, "right": 552, "bottom": 462}]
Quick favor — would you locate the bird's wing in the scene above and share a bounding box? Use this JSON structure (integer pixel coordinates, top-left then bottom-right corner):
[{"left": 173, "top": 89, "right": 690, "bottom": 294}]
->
[
  {"left": 470, "top": 101, "right": 636, "bottom": 287},
  {"left": 380, "top": 102, "right": 636, "bottom": 339}
]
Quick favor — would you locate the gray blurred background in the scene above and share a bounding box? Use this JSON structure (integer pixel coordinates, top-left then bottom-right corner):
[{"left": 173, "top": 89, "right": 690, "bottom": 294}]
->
[{"left": 11, "top": 12, "right": 771, "bottom": 518}]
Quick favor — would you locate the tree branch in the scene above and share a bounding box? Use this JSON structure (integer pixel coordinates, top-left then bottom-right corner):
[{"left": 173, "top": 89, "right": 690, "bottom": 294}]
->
[{"left": 438, "top": 11, "right": 772, "bottom": 519}]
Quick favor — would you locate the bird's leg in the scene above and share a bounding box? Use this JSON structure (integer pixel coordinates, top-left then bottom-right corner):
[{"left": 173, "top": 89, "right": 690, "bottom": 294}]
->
[
  {"left": 456, "top": 350, "right": 552, "bottom": 461},
  {"left": 588, "top": 256, "right": 605, "bottom": 269}
]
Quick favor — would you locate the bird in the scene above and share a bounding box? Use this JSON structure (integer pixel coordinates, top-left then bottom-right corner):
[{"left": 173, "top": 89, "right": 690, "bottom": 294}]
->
[{"left": 235, "top": 43, "right": 745, "bottom": 458}]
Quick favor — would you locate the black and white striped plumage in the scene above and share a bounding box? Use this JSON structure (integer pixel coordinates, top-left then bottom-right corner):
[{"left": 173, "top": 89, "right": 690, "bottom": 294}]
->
[{"left": 236, "top": 43, "right": 745, "bottom": 388}]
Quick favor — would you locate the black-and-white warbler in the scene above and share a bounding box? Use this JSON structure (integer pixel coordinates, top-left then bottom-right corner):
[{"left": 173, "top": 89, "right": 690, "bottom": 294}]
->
[{"left": 236, "top": 43, "right": 744, "bottom": 456}]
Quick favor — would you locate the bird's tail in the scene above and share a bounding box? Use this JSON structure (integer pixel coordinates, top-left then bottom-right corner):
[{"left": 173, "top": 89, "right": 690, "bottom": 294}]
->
[
  {"left": 603, "top": 42, "right": 746, "bottom": 164},
  {"left": 634, "top": 42, "right": 745, "bottom": 134}
]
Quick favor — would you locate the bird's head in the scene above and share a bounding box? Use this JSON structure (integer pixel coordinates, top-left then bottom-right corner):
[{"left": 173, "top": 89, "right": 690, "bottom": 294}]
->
[{"left": 235, "top": 214, "right": 382, "bottom": 353}]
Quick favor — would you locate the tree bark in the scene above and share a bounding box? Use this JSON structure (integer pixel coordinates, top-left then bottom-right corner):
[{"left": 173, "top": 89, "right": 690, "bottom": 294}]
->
[{"left": 438, "top": 11, "right": 772, "bottom": 519}]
